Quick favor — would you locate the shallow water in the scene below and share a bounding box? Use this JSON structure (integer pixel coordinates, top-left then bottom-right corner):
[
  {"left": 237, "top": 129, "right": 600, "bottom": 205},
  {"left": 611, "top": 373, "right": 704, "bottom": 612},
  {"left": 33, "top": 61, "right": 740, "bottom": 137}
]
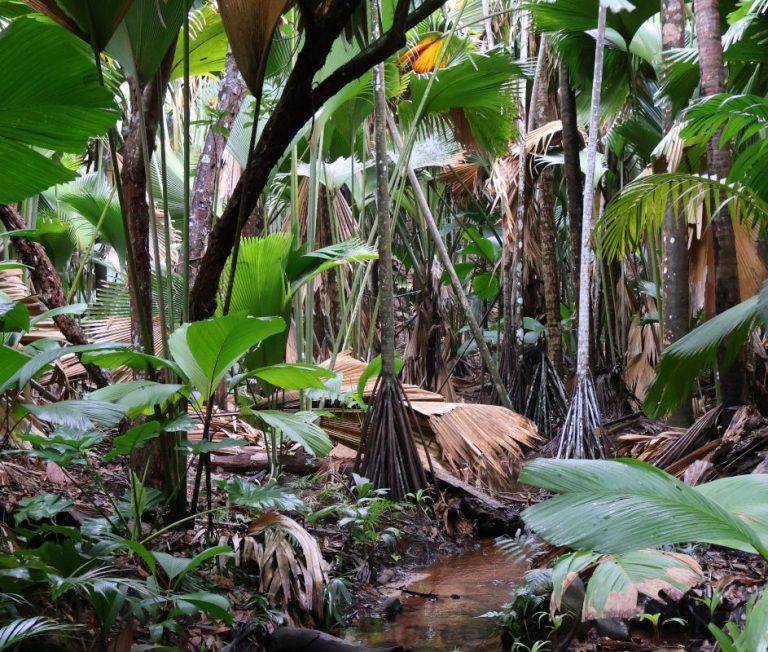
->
[{"left": 343, "top": 543, "right": 524, "bottom": 652}]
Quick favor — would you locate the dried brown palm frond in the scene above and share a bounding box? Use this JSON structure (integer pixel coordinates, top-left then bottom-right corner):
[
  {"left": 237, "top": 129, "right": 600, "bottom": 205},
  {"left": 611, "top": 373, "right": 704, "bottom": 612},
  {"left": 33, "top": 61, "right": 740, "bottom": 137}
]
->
[
  {"left": 218, "top": 1, "right": 295, "bottom": 97},
  {"left": 239, "top": 512, "right": 325, "bottom": 627},
  {"left": 287, "top": 178, "right": 362, "bottom": 359},
  {"left": 624, "top": 296, "right": 660, "bottom": 403},
  {"left": 325, "top": 351, "right": 445, "bottom": 403},
  {"left": 0, "top": 269, "right": 65, "bottom": 343},
  {"left": 651, "top": 404, "right": 723, "bottom": 470},
  {"left": 409, "top": 400, "right": 541, "bottom": 487}
]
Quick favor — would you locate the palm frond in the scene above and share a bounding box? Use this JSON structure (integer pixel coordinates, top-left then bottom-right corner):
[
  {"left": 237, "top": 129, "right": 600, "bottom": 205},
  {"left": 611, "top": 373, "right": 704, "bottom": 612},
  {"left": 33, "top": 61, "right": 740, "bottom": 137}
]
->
[
  {"left": 644, "top": 286, "right": 764, "bottom": 417},
  {"left": 598, "top": 172, "right": 768, "bottom": 261},
  {"left": 0, "top": 617, "right": 75, "bottom": 651}
]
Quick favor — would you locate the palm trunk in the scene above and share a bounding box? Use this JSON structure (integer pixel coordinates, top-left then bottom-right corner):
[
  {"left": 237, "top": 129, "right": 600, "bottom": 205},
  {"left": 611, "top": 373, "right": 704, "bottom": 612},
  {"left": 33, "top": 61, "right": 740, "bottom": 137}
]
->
[
  {"left": 558, "top": 62, "right": 583, "bottom": 299},
  {"left": 660, "top": 0, "right": 692, "bottom": 425},
  {"left": 354, "top": 0, "right": 426, "bottom": 501},
  {"left": 502, "top": 9, "right": 529, "bottom": 408},
  {"left": 189, "top": 49, "right": 247, "bottom": 283},
  {"left": 120, "top": 48, "right": 175, "bottom": 352},
  {"left": 532, "top": 39, "right": 563, "bottom": 375},
  {"left": 558, "top": 2, "right": 608, "bottom": 459},
  {"left": 693, "top": 0, "right": 743, "bottom": 406}
]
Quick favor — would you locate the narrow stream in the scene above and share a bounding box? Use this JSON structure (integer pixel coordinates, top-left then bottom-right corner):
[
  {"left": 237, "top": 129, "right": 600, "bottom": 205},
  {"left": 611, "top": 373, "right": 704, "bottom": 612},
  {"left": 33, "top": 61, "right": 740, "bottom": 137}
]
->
[{"left": 344, "top": 543, "right": 524, "bottom": 651}]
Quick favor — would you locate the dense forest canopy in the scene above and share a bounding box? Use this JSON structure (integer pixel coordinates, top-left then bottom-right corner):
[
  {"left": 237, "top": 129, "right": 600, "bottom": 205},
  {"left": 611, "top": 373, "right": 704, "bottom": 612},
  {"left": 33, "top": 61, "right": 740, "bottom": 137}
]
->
[{"left": 2, "top": 0, "right": 768, "bottom": 649}]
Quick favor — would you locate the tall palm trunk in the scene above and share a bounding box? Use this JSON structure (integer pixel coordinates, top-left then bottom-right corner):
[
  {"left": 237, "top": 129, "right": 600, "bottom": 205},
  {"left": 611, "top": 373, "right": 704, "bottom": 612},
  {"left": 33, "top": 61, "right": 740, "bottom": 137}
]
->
[
  {"left": 660, "top": 0, "right": 692, "bottom": 425},
  {"left": 559, "top": 62, "right": 583, "bottom": 298},
  {"left": 693, "top": 0, "right": 743, "bottom": 406},
  {"left": 189, "top": 49, "right": 247, "bottom": 284},
  {"left": 531, "top": 39, "right": 563, "bottom": 375},
  {"left": 502, "top": 8, "right": 528, "bottom": 409},
  {"left": 354, "top": 0, "right": 426, "bottom": 501},
  {"left": 120, "top": 47, "right": 176, "bottom": 353},
  {"left": 558, "top": 2, "right": 608, "bottom": 459}
]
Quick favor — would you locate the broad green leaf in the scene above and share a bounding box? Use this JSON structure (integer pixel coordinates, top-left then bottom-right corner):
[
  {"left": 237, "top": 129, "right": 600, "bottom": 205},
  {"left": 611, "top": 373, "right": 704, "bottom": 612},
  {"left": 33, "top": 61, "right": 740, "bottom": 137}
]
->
[
  {"left": 178, "top": 437, "right": 244, "bottom": 454},
  {"left": 29, "top": 303, "right": 87, "bottom": 327},
  {"left": 220, "top": 477, "right": 304, "bottom": 511},
  {"left": 471, "top": 272, "right": 500, "bottom": 301},
  {"left": 22, "top": 399, "right": 125, "bottom": 430},
  {"left": 27, "top": 0, "right": 135, "bottom": 52},
  {"left": 520, "top": 458, "right": 768, "bottom": 557},
  {"left": 583, "top": 549, "right": 702, "bottom": 620},
  {"left": 1, "top": 342, "right": 129, "bottom": 393},
  {"left": 355, "top": 354, "right": 405, "bottom": 406},
  {"left": 256, "top": 410, "right": 332, "bottom": 458},
  {"left": 168, "top": 313, "right": 285, "bottom": 400},
  {"left": 170, "top": 5, "right": 227, "bottom": 79},
  {"left": 644, "top": 292, "right": 760, "bottom": 416},
  {"left": 80, "top": 348, "right": 182, "bottom": 375},
  {"left": 0, "top": 301, "right": 29, "bottom": 333},
  {"left": 0, "top": 345, "right": 29, "bottom": 387},
  {"left": 175, "top": 591, "right": 232, "bottom": 622},
  {"left": 153, "top": 545, "right": 231, "bottom": 586},
  {"left": 0, "top": 17, "right": 118, "bottom": 203},
  {"left": 15, "top": 493, "right": 73, "bottom": 524},
  {"left": 249, "top": 363, "right": 333, "bottom": 390},
  {"left": 104, "top": 420, "right": 163, "bottom": 462},
  {"left": 89, "top": 381, "right": 186, "bottom": 416}
]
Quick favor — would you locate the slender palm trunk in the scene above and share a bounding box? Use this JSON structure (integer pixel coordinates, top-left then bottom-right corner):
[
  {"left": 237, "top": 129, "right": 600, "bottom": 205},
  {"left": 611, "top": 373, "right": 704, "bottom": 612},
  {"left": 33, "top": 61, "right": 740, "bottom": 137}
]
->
[
  {"left": 558, "top": 2, "right": 608, "bottom": 459},
  {"left": 120, "top": 48, "right": 175, "bottom": 352},
  {"left": 693, "top": 0, "right": 743, "bottom": 406},
  {"left": 558, "top": 62, "right": 583, "bottom": 300},
  {"left": 189, "top": 49, "right": 247, "bottom": 283},
  {"left": 532, "top": 39, "right": 563, "bottom": 375},
  {"left": 354, "top": 0, "right": 426, "bottom": 501},
  {"left": 502, "top": 9, "right": 528, "bottom": 407},
  {"left": 660, "top": 0, "right": 692, "bottom": 425}
]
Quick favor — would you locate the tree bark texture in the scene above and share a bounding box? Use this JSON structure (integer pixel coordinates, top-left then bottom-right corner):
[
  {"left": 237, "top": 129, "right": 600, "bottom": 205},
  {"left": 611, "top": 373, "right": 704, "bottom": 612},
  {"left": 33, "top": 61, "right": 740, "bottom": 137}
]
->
[
  {"left": 189, "top": 49, "right": 247, "bottom": 282},
  {"left": 189, "top": 0, "right": 450, "bottom": 322},
  {"left": 693, "top": 0, "right": 743, "bottom": 405},
  {"left": 120, "top": 47, "right": 175, "bottom": 352},
  {"left": 0, "top": 204, "right": 110, "bottom": 388},
  {"left": 660, "top": 0, "right": 692, "bottom": 424},
  {"left": 558, "top": 62, "right": 583, "bottom": 298},
  {"left": 574, "top": 3, "right": 607, "bottom": 381},
  {"left": 370, "top": 3, "right": 396, "bottom": 378},
  {"left": 532, "top": 39, "right": 563, "bottom": 375}
]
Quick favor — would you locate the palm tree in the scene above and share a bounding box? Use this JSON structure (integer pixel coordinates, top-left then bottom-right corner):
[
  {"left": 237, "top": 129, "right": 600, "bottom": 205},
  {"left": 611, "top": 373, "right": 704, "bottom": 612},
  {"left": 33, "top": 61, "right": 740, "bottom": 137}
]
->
[
  {"left": 693, "top": 0, "right": 744, "bottom": 406},
  {"left": 558, "top": 0, "right": 609, "bottom": 459},
  {"left": 660, "top": 0, "right": 691, "bottom": 425},
  {"left": 354, "top": 0, "right": 427, "bottom": 501}
]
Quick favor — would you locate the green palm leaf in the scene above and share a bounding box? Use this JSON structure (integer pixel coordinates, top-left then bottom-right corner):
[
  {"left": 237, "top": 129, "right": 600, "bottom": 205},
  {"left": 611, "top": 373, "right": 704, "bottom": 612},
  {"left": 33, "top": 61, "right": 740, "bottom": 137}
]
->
[
  {"left": 644, "top": 290, "right": 762, "bottom": 416},
  {"left": 682, "top": 93, "right": 768, "bottom": 201},
  {"left": 399, "top": 48, "right": 523, "bottom": 155},
  {"left": 520, "top": 458, "right": 768, "bottom": 558},
  {"left": 0, "top": 617, "right": 74, "bottom": 651},
  {"left": 598, "top": 172, "right": 768, "bottom": 261},
  {"left": 0, "top": 18, "right": 118, "bottom": 203}
]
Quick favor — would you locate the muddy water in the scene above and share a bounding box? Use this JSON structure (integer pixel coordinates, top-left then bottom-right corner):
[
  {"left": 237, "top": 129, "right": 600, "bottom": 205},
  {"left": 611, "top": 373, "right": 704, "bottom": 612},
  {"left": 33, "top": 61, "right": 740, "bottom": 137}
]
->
[{"left": 344, "top": 544, "right": 524, "bottom": 651}]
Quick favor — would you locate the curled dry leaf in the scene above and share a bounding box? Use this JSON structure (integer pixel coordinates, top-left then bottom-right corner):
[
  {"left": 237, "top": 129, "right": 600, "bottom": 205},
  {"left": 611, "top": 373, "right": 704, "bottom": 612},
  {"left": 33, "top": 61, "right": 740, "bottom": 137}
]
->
[{"left": 238, "top": 512, "right": 326, "bottom": 627}]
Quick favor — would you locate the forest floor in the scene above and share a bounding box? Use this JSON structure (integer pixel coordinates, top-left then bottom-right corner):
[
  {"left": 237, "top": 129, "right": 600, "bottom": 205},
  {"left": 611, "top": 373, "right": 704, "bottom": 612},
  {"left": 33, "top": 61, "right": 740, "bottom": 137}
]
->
[{"left": 3, "top": 407, "right": 768, "bottom": 650}]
